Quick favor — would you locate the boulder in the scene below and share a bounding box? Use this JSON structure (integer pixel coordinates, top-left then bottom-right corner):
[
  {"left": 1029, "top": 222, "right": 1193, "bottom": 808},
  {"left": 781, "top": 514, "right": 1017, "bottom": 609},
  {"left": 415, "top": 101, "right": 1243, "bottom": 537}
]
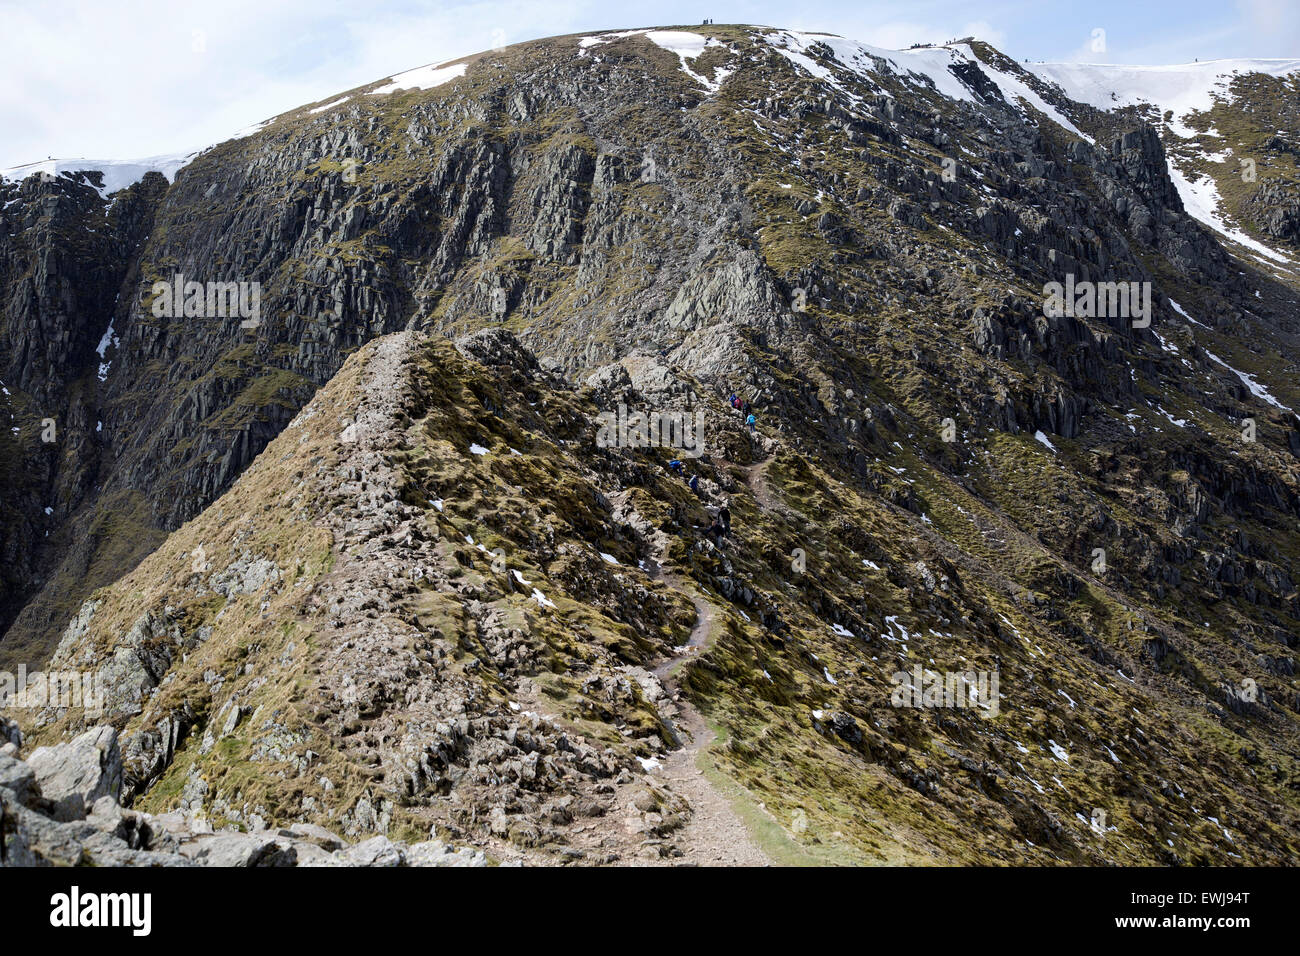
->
[
  {"left": 337, "top": 835, "right": 404, "bottom": 866},
  {"left": 24, "top": 725, "right": 122, "bottom": 822},
  {"left": 179, "top": 833, "right": 298, "bottom": 867}
]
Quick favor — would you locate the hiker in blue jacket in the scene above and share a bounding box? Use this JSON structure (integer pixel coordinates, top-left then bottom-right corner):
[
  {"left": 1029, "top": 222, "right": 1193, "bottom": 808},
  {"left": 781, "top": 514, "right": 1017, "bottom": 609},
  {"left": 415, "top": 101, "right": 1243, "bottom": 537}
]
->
[{"left": 745, "top": 413, "right": 756, "bottom": 433}]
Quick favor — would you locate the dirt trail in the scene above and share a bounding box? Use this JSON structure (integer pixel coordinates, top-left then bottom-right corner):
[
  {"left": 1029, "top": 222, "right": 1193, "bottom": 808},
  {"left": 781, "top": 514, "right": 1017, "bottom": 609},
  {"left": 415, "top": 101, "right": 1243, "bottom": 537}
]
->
[
  {"left": 652, "top": 588, "right": 713, "bottom": 684},
  {"left": 571, "top": 456, "right": 781, "bottom": 865},
  {"left": 551, "top": 541, "right": 772, "bottom": 865},
  {"left": 645, "top": 569, "right": 770, "bottom": 864},
  {"left": 737, "top": 458, "right": 789, "bottom": 516}
]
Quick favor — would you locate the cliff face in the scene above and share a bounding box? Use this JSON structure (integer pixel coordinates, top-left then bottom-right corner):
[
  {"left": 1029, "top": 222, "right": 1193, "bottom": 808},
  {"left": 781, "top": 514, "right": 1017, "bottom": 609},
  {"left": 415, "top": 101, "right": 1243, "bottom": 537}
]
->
[
  {"left": 0, "top": 169, "right": 172, "bottom": 646},
  {"left": 1, "top": 26, "right": 1299, "bottom": 865}
]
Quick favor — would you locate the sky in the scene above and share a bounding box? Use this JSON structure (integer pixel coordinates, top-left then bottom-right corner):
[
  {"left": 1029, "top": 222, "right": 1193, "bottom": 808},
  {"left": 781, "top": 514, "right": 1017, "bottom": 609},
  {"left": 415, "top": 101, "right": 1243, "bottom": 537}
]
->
[{"left": 1, "top": 0, "right": 1296, "bottom": 167}]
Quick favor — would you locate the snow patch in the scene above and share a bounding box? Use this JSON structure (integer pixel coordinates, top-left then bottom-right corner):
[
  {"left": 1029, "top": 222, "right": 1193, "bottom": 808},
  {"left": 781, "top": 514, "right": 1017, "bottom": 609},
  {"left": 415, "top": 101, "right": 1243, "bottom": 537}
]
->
[
  {"left": 370, "top": 61, "right": 468, "bottom": 95},
  {"left": 1167, "top": 162, "right": 1296, "bottom": 268},
  {"left": 1203, "top": 349, "right": 1292, "bottom": 412},
  {"left": 580, "top": 29, "right": 731, "bottom": 93},
  {"left": 308, "top": 97, "right": 351, "bottom": 114}
]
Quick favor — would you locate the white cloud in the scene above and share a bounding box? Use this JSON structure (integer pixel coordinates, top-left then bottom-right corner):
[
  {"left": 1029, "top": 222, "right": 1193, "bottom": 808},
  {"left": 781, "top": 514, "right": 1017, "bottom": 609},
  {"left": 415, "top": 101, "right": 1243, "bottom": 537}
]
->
[
  {"left": 0, "top": 1, "right": 1287, "bottom": 166},
  {"left": 1060, "top": 26, "right": 1113, "bottom": 64},
  {"left": 847, "top": 20, "right": 950, "bottom": 49},
  {"left": 959, "top": 20, "right": 1008, "bottom": 48},
  {"left": 0, "top": 0, "right": 594, "bottom": 166},
  {"left": 1236, "top": 0, "right": 1300, "bottom": 55}
]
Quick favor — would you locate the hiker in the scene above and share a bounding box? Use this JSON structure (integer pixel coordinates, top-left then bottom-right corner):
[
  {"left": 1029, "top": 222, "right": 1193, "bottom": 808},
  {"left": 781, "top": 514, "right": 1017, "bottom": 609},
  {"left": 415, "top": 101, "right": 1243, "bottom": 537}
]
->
[
  {"left": 706, "top": 518, "right": 726, "bottom": 545},
  {"left": 728, "top": 391, "right": 737, "bottom": 407},
  {"left": 746, "top": 413, "right": 756, "bottom": 433},
  {"left": 668, "top": 458, "right": 684, "bottom": 475},
  {"left": 689, "top": 474, "right": 700, "bottom": 494},
  {"left": 719, "top": 504, "right": 731, "bottom": 533}
]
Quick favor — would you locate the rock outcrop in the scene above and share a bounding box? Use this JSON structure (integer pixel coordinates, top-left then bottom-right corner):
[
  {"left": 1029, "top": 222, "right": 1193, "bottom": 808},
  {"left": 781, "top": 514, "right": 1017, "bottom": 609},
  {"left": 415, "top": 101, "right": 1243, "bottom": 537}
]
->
[{"left": 0, "top": 719, "right": 484, "bottom": 866}]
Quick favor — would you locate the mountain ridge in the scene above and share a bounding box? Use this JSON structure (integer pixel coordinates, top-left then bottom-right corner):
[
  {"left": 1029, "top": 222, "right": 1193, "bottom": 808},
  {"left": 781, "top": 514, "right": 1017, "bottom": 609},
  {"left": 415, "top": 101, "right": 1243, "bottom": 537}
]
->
[{"left": 2, "top": 22, "right": 1298, "bottom": 866}]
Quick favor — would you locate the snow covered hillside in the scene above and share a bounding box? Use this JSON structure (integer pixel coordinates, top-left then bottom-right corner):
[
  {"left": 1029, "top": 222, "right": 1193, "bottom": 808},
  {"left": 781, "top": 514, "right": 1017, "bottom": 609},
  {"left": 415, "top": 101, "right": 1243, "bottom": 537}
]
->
[
  {"left": 1028, "top": 58, "right": 1300, "bottom": 137},
  {"left": 0, "top": 155, "right": 199, "bottom": 199}
]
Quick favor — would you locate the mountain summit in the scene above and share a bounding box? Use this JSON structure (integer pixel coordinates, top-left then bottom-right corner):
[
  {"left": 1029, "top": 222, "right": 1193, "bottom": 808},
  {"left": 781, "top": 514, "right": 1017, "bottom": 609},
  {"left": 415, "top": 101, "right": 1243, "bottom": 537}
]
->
[{"left": 1, "top": 25, "right": 1298, "bottom": 866}]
